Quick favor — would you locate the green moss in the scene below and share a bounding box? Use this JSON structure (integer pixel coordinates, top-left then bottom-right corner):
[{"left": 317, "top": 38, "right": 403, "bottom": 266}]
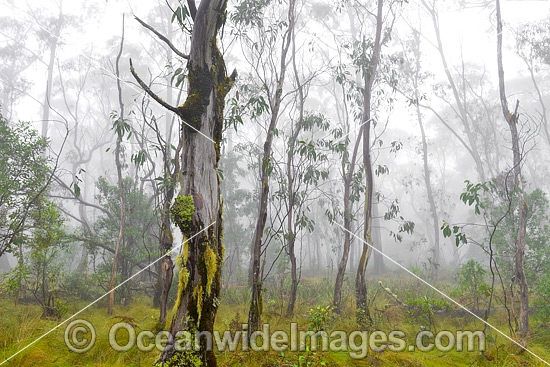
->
[
  {"left": 173, "top": 254, "right": 190, "bottom": 314},
  {"left": 193, "top": 284, "right": 203, "bottom": 323},
  {"left": 204, "top": 247, "right": 217, "bottom": 296},
  {"left": 171, "top": 195, "right": 194, "bottom": 234},
  {"left": 177, "top": 66, "right": 214, "bottom": 130}
]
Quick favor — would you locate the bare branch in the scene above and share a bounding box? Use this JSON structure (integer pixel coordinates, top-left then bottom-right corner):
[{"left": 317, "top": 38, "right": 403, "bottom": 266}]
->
[
  {"left": 134, "top": 16, "right": 189, "bottom": 60},
  {"left": 129, "top": 58, "right": 181, "bottom": 116},
  {"left": 187, "top": 0, "right": 197, "bottom": 20}
]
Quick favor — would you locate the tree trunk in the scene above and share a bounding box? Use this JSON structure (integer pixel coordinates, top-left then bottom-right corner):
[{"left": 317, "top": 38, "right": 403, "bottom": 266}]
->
[
  {"left": 333, "top": 133, "right": 362, "bottom": 313},
  {"left": 130, "top": 1, "right": 234, "bottom": 365},
  {"left": 410, "top": 40, "right": 440, "bottom": 278},
  {"left": 372, "top": 197, "right": 385, "bottom": 274},
  {"left": 495, "top": 0, "right": 529, "bottom": 337},
  {"left": 41, "top": 5, "right": 62, "bottom": 139},
  {"left": 154, "top": 11, "right": 178, "bottom": 326},
  {"left": 423, "top": 0, "right": 485, "bottom": 182},
  {"left": 108, "top": 16, "right": 126, "bottom": 316},
  {"left": 248, "top": 0, "right": 295, "bottom": 334},
  {"left": 355, "top": 0, "right": 383, "bottom": 327}
]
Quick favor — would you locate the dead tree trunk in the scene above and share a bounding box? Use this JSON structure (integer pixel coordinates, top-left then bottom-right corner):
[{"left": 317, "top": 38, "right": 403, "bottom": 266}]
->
[{"left": 495, "top": 0, "right": 529, "bottom": 337}]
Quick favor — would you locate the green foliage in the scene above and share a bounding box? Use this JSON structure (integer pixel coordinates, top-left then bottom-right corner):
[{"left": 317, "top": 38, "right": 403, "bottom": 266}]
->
[
  {"left": 110, "top": 110, "right": 131, "bottom": 140},
  {"left": 0, "top": 114, "right": 51, "bottom": 257},
  {"left": 306, "top": 304, "right": 335, "bottom": 332},
  {"left": 405, "top": 296, "right": 450, "bottom": 331},
  {"left": 62, "top": 271, "right": 102, "bottom": 301},
  {"left": 453, "top": 260, "right": 490, "bottom": 311},
  {"left": 484, "top": 176, "right": 550, "bottom": 283},
  {"left": 85, "top": 177, "right": 158, "bottom": 302},
  {"left": 534, "top": 273, "right": 550, "bottom": 322},
  {"left": 171, "top": 195, "right": 195, "bottom": 233},
  {"left": 224, "top": 85, "right": 270, "bottom": 132},
  {"left": 516, "top": 17, "right": 550, "bottom": 66},
  {"left": 2, "top": 197, "right": 69, "bottom": 317}
]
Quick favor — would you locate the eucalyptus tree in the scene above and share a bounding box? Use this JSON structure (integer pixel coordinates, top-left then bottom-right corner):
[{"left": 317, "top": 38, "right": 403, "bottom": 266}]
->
[
  {"left": 0, "top": 17, "right": 36, "bottom": 120},
  {"left": 396, "top": 31, "right": 441, "bottom": 278},
  {"left": 323, "top": 0, "right": 402, "bottom": 314},
  {"left": 495, "top": 0, "right": 529, "bottom": 337},
  {"left": 420, "top": 0, "right": 488, "bottom": 182},
  {"left": 229, "top": 0, "right": 297, "bottom": 335},
  {"left": 515, "top": 17, "right": 550, "bottom": 149},
  {"left": 130, "top": 0, "right": 236, "bottom": 364}
]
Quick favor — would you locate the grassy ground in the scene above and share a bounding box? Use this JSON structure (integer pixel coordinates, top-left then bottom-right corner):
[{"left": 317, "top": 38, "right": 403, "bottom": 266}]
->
[{"left": 1, "top": 272, "right": 549, "bottom": 366}]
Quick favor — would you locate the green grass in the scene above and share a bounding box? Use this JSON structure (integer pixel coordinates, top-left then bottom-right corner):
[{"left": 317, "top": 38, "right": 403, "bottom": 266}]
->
[{"left": 1, "top": 273, "right": 549, "bottom": 366}]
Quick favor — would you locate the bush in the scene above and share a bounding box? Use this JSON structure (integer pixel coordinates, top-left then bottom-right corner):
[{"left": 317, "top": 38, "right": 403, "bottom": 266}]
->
[{"left": 534, "top": 273, "right": 550, "bottom": 322}]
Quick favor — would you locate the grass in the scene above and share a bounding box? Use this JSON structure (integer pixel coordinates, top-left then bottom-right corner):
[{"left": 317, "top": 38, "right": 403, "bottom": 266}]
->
[{"left": 1, "top": 271, "right": 549, "bottom": 366}]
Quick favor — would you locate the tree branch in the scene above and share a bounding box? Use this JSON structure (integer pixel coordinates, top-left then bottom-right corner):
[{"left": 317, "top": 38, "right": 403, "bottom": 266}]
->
[
  {"left": 187, "top": 0, "right": 197, "bottom": 20},
  {"left": 129, "top": 58, "right": 181, "bottom": 116},
  {"left": 134, "top": 16, "right": 189, "bottom": 60}
]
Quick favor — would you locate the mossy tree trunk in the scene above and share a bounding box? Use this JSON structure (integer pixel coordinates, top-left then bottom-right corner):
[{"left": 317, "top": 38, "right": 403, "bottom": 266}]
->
[{"left": 131, "top": 1, "right": 233, "bottom": 365}]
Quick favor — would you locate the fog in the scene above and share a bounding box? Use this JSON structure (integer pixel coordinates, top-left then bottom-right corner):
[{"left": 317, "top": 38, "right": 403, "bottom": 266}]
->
[{"left": 1, "top": 0, "right": 550, "bottom": 365}]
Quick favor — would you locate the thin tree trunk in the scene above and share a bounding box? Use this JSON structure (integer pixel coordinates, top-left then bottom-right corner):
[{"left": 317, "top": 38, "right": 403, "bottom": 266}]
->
[
  {"left": 495, "top": 0, "right": 529, "bottom": 337},
  {"left": 372, "top": 196, "right": 385, "bottom": 274},
  {"left": 248, "top": 0, "right": 295, "bottom": 334},
  {"left": 422, "top": 0, "right": 485, "bottom": 182},
  {"left": 286, "top": 20, "right": 304, "bottom": 316},
  {"left": 108, "top": 16, "right": 126, "bottom": 316},
  {"left": 333, "top": 133, "right": 362, "bottom": 313},
  {"left": 41, "top": 4, "right": 62, "bottom": 138},
  {"left": 154, "top": 10, "right": 178, "bottom": 326},
  {"left": 355, "top": 0, "right": 383, "bottom": 326},
  {"left": 410, "top": 39, "right": 441, "bottom": 278}
]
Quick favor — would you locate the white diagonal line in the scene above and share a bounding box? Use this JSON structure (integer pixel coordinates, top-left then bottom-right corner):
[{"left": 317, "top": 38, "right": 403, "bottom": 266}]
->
[
  {"left": 0, "top": 222, "right": 216, "bottom": 366},
  {"left": 335, "top": 221, "right": 550, "bottom": 366}
]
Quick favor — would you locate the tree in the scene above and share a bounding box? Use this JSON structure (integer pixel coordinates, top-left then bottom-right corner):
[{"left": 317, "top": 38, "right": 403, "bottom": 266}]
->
[
  {"left": 238, "top": 0, "right": 296, "bottom": 335},
  {"left": 355, "top": 0, "right": 384, "bottom": 326},
  {"left": 0, "top": 115, "right": 51, "bottom": 258},
  {"left": 130, "top": 0, "right": 235, "bottom": 364},
  {"left": 495, "top": 0, "right": 529, "bottom": 337},
  {"left": 421, "top": 0, "right": 487, "bottom": 182},
  {"left": 397, "top": 31, "right": 441, "bottom": 278},
  {"left": 108, "top": 16, "right": 127, "bottom": 315}
]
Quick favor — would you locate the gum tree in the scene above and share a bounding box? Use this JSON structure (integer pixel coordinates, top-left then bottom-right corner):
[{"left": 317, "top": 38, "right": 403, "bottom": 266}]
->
[
  {"left": 495, "top": 0, "right": 529, "bottom": 337},
  {"left": 130, "top": 0, "right": 235, "bottom": 365}
]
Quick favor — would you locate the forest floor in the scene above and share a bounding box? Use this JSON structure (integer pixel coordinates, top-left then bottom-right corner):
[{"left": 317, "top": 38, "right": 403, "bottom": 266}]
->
[{"left": 1, "top": 271, "right": 549, "bottom": 366}]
